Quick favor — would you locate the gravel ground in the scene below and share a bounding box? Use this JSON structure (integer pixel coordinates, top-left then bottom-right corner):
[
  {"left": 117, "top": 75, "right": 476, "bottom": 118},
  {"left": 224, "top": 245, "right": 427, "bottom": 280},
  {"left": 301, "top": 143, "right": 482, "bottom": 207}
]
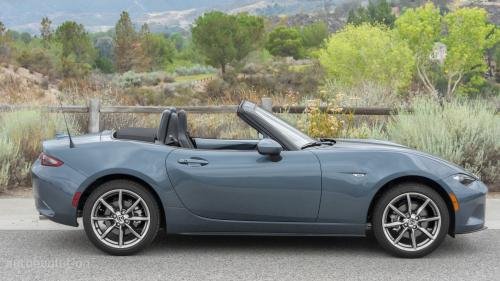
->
[{"left": 0, "top": 230, "right": 499, "bottom": 281}]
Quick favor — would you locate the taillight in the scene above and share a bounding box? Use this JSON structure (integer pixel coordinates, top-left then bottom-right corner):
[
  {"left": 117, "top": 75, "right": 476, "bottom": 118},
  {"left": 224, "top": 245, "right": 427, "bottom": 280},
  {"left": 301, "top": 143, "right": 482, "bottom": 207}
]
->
[{"left": 39, "top": 153, "right": 64, "bottom": 167}]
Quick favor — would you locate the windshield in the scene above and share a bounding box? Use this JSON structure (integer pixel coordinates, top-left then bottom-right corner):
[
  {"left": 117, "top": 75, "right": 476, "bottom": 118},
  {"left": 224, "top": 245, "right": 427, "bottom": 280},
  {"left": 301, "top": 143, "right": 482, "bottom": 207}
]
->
[{"left": 253, "top": 106, "right": 315, "bottom": 149}]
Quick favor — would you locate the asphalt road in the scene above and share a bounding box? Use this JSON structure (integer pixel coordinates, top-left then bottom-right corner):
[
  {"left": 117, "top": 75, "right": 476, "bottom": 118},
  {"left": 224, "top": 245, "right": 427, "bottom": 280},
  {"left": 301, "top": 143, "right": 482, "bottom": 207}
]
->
[{"left": 0, "top": 229, "right": 499, "bottom": 281}]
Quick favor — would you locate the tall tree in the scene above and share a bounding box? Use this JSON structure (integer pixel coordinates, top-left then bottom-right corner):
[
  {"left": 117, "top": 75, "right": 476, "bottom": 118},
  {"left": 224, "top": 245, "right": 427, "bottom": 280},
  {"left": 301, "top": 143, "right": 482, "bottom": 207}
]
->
[
  {"left": 0, "top": 21, "right": 5, "bottom": 36},
  {"left": 396, "top": 4, "right": 498, "bottom": 98},
  {"left": 141, "top": 33, "right": 176, "bottom": 71},
  {"left": 300, "top": 21, "right": 329, "bottom": 49},
  {"left": 40, "top": 17, "right": 52, "bottom": 43},
  {"left": 395, "top": 3, "right": 442, "bottom": 98},
  {"left": 233, "top": 13, "right": 265, "bottom": 61},
  {"left": 192, "top": 11, "right": 264, "bottom": 74},
  {"left": 347, "top": 0, "right": 396, "bottom": 28},
  {"left": 442, "top": 8, "right": 497, "bottom": 97},
  {"left": 319, "top": 24, "right": 414, "bottom": 93},
  {"left": 55, "top": 21, "right": 96, "bottom": 77},
  {"left": 0, "top": 21, "right": 8, "bottom": 62},
  {"left": 114, "top": 11, "right": 137, "bottom": 73},
  {"left": 265, "top": 26, "right": 304, "bottom": 59}
]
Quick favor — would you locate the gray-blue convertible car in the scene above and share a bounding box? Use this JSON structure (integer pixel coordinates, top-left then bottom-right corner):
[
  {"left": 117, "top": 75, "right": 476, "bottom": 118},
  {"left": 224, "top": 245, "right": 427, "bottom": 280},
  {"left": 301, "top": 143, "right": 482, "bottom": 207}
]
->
[{"left": 32, "top": 101, "right": 488, "bottom": 257}]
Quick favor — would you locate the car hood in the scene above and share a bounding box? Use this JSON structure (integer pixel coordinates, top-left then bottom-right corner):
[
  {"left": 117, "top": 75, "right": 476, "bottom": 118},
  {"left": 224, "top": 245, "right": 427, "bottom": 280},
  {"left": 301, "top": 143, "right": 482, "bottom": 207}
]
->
[{"left": 316, "top": 138, "right": 475, "bottom": 178}]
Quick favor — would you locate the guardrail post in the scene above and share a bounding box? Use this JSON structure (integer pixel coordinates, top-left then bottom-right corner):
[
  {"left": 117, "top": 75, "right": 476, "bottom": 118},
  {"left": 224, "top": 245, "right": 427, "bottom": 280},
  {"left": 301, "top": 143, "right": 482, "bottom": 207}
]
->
[
  {"left": 261, "top": 97, "right": 273, "bottom": 112},
  {"left": 88, "top": 98, "right": 100, "bottom": 133}
]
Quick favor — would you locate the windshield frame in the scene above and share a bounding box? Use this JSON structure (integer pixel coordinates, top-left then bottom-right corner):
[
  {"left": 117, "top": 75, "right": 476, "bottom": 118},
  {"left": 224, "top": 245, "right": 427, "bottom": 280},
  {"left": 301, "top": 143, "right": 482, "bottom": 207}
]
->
[{"left": 237, "top": 101, "right": 315, "bottom": 150}]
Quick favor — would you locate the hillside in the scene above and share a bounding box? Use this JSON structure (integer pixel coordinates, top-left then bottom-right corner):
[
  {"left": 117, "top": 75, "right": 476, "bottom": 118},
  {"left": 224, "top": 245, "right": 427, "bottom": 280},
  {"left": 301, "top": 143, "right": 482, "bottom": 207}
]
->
[
  {"left": 0, "top": 0, "right": 328, "bottom": 34},
  {"left": 0, "top": 65, "right": 59, "bottom": 105}
]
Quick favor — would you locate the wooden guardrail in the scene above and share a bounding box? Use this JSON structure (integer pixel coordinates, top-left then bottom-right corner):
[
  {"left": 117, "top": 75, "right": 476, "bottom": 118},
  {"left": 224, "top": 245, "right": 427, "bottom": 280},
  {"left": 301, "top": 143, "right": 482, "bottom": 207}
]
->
[{"left": 1, "top": 97, "right": 499, "bottom": 133}]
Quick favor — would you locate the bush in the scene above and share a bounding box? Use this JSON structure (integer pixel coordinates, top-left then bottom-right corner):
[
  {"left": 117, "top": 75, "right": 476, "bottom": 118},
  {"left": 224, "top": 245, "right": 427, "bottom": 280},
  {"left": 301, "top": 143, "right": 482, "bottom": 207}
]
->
[
  {"left": 382, "top": 99, "right": 499, "bottom": 184},
  {"left": 205, "top": 78, "right": 229, "bottom": 100},
  {"left": 174, "top": 64, "right": 216, "bottom": 76},
  {"left": 113, "top": 71, "right": 174, "bottom": 88},
  {"left": 0, "top": 137, "right": 16, "bottom": 190},
  {"left": 0, "top": 111, "right": 77, "bottom": 191},
  {"left": 16, "top": 49, "right": 56, "bottom": 77},
  {"left": 266, "top": 26, "right": 304, "bottom": 59},
  {"left": 123, "top": 87, "right": 161, "bottom": 105},
  {"left": 319, "top": 24, "right": 415, "bottom": 93}
]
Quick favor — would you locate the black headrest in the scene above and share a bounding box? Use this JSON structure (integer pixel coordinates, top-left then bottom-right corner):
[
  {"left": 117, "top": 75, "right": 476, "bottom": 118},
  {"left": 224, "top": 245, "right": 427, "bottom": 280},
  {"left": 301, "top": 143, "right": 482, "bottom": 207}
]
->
[
  {"left": 156, "top": 109, "right": 171, "bottom": 144},
  {"left": 165, "top": 112, "right": 179, "bottom": 146},
  {"left": 116, "top": 127, "right": 156, "bottom": 143},
  {"left": 177, "top": 110, "right": 195, "bottom": 148},
  {"left": 178, "top": 110, "right": 187, "bottom": 131}
]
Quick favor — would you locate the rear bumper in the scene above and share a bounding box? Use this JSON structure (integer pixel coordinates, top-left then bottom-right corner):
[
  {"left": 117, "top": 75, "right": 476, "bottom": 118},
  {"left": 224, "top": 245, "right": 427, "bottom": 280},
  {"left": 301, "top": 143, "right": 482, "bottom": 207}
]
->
[
  {"left": 442, "top": 176, "right": 488, "bottom": 234},
  {"left": 32, "top": 159, "right": 86, "bottom": 227}
]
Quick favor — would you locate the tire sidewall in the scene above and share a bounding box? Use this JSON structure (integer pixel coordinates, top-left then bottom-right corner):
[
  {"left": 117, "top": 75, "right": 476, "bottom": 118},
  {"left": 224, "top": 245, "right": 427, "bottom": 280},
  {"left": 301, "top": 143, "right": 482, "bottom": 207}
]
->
[
  {"left": 372, "top": 183, "right": 450, "bottom": 258},
  {"left": 83, "top": 180, "right": 160, "bottom": 255}
]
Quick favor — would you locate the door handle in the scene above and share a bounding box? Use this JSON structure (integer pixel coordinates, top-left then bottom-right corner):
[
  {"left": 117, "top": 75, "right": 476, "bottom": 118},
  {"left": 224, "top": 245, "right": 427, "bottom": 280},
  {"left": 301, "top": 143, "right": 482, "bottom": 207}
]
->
[{"left": 178, "top": 158, "right": 209, "bottom": 167}]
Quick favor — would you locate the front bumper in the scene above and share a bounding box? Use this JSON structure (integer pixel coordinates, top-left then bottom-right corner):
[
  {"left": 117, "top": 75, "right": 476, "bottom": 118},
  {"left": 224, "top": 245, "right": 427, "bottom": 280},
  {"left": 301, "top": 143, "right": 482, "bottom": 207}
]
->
[
  {"left": 441, "top": 175, "right": 488, "bottom": 234},
  {"left": 32, "top": 159, "right": 86, "bottom": 227}
]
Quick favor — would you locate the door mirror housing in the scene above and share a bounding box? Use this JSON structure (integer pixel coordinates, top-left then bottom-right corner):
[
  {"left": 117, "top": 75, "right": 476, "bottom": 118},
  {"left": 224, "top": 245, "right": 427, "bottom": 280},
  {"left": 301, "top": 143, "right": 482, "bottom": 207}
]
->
[{"left": 257, "top": 139, "right": 282, "bottom": 156}]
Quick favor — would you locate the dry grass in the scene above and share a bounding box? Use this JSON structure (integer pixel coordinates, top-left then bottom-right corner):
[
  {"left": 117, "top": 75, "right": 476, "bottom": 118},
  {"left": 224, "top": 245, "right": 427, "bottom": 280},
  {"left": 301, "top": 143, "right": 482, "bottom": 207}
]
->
[{"left": 0, "top": 110, "right": 79, "bottom": 192}]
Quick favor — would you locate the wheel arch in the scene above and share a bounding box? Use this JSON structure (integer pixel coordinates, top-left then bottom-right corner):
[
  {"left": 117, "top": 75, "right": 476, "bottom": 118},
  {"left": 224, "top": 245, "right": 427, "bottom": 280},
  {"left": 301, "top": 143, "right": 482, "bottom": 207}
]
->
[
  {"left": 366, "top": 175, "right": 455, "bottom": 236},
  {"left": 77, "top": 173, "right": 166, "bottom": 229}
]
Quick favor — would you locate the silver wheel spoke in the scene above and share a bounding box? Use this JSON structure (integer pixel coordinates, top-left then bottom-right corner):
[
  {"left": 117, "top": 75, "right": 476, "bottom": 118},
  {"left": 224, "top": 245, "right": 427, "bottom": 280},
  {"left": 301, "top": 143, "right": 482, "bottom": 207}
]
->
[
  {"left": 383, "top": 221, "right": 405, "bottom": 228},
  {"left": 92, "top": 216, "right": 114, "bottom": 221},
  {"left": 393, "top": 227, "right": 408, "bottom": 244},
  {"left": 418, "top": 226, "right": 435, "bottom": 240},
  {"left": 100, "top": 199, "right": 115, "bottom": 213},
  {"left": 126, "top": 198, "right": 141, "bottom": 214},
  {"left": 416, "top": 198, "right": 430, "bottom": 216},
  {"left": 406, "top": 194, "right": 412, "bottom": 214},
  {"left": 129, "top": 216, "right": 149, "bottom": 221},
  {"left": 125, "top": 224, "right": 142, "bottom": 239},
  {"left": 119, "top": 225, "right": 123, "bottom": 247},
  {"left": 419, "top": 216, "right": 440, "bottom": 222},
  {"left": 118, "top": 190, "right": 123, "bottom": 211},
  {"left": 411, "top": 229, "right": 417, "bottom": 249},
  {"left": 100, "top": 224, "right": 115, "bottom": 239},
  {"left": 389, "top": 204, "right": 406, "bottom": 218}
]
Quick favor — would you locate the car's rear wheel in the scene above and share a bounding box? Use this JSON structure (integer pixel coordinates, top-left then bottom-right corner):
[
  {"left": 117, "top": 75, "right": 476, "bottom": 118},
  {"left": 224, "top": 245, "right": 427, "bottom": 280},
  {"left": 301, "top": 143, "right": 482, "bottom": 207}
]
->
[
  {"left": 372, "top": 183, "right": 449, "bottom": 258},
  {"left": 83, "top": 180, "right": 160, "bottom": 255}
]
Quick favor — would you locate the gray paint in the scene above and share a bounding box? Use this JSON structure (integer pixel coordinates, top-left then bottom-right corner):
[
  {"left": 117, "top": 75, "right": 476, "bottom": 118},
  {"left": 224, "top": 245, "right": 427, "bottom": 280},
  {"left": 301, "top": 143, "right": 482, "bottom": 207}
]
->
[{"left": 32, "top": 110, "right": 487, "bottom": 236}]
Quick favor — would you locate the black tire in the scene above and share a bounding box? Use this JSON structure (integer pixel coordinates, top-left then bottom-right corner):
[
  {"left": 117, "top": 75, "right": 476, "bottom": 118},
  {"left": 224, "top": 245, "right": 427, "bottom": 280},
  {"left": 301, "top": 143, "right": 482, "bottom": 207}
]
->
[
  {"left": 83, "top": 180, "right": 160, "bottom": 255},
  {"left": 372, "top": 183, "right": 449, "bottom": 258}
]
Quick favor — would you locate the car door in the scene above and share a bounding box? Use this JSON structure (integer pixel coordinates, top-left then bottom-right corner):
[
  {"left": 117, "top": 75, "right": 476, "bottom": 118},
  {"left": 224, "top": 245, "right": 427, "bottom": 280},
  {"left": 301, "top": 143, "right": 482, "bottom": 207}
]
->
[{"left": 166, "top": 148, "right": 322, "bottom": 222}]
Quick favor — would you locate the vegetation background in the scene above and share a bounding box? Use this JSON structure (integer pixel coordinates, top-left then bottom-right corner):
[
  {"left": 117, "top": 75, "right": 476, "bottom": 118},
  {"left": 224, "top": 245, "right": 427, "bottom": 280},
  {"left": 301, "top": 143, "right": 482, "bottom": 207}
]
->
[{"left": 0, "top": 0, "right": 498, "bottom": 192}]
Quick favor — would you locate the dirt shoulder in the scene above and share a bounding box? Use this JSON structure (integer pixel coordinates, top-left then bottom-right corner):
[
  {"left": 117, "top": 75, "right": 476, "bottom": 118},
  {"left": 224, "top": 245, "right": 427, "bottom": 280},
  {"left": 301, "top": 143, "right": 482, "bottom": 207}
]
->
[{"left": 0, "top": 187, "right": 33, "bottom": 198}]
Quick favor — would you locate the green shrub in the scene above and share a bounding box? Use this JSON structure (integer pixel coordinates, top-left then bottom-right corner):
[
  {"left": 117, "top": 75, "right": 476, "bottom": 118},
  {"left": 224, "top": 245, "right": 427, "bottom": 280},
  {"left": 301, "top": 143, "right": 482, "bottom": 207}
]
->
[
  {"left": 114, "top": 71, "right": 174, "bottom": 88},
  {"left": 16, "top": 48, "right": 56, "bottom": 77},
  {"left": 174, "top": 64, "right": 216, "bottom": 76},
  {"left": 0, "top": 110, "right": 76, "bottom": 191},
  {"left": 0, "top": 137, "right": 16, "bottom": 191},
  {"left": 319, "top": 24, "right": 415, "bottom": 93},
  {"left": 382, "top": 98, "right": 499, "bottom": 184}
]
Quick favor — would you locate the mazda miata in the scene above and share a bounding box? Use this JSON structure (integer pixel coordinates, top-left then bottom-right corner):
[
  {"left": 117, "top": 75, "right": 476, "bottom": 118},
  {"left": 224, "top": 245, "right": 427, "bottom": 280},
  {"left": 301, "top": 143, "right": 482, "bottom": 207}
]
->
[{"left": 32, "top": 101, "right": 488, "bottom": 257}]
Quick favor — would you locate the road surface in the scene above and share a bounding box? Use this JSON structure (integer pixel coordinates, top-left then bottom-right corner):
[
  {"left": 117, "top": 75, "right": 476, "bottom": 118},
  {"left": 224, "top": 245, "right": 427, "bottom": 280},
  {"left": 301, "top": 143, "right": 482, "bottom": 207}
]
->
[{"left": 0, "top": 198, "right": 499, "bottom": 281}]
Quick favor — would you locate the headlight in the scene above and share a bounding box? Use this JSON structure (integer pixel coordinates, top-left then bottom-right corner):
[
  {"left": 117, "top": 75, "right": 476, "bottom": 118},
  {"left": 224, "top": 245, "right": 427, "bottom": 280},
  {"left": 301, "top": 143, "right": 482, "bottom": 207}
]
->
[{"left": 452, "top": 174, "right": 476, "bottom": 186}]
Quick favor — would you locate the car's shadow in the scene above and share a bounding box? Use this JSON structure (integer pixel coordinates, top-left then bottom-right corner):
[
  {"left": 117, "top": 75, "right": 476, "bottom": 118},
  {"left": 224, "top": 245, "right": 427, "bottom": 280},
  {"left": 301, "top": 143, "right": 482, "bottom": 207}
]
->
[{"left": 51, "top": 230, "right": 481, "bottom": 258}]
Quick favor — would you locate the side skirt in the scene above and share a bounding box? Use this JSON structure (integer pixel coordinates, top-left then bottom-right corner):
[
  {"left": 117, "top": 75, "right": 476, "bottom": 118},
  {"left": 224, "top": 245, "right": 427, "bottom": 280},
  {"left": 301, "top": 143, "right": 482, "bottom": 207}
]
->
[{"left": 165, "top": 207, "right": 367, "bottom": 237}]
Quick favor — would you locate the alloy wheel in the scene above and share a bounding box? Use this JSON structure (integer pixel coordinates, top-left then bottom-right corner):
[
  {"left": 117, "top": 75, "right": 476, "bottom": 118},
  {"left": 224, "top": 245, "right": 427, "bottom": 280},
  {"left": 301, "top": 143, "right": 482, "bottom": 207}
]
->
[
  {"left": 90, "top": 189, "right": 151, "bottom": 249},
  {"left": 381, "top": 192, "right": 441, "bottom": 252}
]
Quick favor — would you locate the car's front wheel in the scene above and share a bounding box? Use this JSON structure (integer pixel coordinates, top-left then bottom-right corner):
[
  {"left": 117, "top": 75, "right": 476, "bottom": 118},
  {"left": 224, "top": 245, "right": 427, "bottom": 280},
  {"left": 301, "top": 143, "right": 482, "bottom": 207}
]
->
[
  {"left": 83, "top": 180, "right": 160, "bottom": 255},
  {"left": 372, "top": 183, "right": 449, "bottom": 258}
]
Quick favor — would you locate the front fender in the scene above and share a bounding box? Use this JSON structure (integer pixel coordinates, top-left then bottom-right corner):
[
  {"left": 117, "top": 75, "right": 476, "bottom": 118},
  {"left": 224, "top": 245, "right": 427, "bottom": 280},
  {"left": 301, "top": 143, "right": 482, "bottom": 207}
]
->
[{"left": 314, "top": 149, "right": 458, "bottom": 230}]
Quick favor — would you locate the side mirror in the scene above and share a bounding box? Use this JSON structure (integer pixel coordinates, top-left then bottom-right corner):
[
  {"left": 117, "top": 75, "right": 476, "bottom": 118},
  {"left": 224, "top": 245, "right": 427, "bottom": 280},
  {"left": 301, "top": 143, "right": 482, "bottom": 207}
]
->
[{"left": 257, "top": 139, "right": 282, "bottom": 156}]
